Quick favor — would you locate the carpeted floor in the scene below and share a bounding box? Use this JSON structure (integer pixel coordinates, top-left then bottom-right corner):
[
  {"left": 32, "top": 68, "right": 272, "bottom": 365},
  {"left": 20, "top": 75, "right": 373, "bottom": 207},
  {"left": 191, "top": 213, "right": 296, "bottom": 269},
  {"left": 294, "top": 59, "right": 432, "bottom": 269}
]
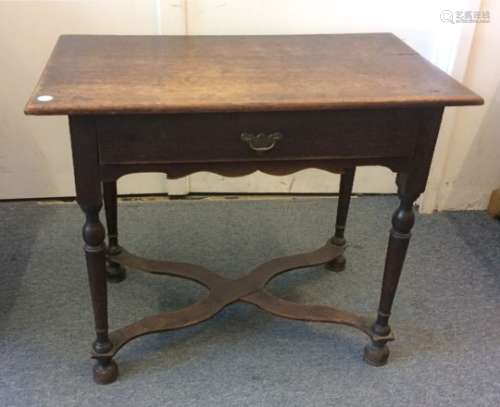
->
[{"left": 1, "top": 196, "right": 500, "bottom": 407}]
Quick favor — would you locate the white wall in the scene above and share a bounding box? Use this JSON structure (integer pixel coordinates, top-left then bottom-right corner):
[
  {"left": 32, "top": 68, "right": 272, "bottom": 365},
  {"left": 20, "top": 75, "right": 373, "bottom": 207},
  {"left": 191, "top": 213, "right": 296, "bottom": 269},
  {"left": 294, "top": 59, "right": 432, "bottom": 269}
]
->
[
  {"left": 0, "top": 0, "right": 184, "bottom": 199},
  {"left": 0, "top": 0, "right": 493, "bottom": 211},
  {"left": 432, "top": 0, "right": 500, "bottom": 211}
]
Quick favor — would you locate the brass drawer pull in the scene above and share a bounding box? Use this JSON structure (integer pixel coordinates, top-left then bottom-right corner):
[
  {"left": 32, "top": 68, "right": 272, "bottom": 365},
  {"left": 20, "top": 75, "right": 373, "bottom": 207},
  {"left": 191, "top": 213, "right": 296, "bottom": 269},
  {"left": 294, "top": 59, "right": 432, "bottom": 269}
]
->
[{"left": 240, "top": 132, "right": 283, "bottom": 152}]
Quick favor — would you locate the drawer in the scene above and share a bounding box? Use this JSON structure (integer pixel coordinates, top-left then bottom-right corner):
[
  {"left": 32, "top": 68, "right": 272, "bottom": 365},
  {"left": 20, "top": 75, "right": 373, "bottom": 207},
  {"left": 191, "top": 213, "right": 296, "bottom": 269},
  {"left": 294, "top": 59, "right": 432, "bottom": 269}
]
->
[{"left": 96, "top": 110, "right": 417, "bottom": 165}]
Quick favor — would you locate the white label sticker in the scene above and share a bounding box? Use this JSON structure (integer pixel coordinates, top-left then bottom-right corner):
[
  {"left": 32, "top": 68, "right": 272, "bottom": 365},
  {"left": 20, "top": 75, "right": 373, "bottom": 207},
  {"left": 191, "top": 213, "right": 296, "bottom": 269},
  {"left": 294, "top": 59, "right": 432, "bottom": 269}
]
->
[{"left": 37, "top": 95, "right": 54, "bottom": 102}]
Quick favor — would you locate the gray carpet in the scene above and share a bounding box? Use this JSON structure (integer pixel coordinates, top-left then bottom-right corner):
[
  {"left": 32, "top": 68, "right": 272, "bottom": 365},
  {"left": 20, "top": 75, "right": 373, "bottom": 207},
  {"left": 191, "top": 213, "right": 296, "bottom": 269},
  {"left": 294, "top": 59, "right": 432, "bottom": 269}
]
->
[{"left": 1, "top": 196, "right": 500, "bottom": 407}]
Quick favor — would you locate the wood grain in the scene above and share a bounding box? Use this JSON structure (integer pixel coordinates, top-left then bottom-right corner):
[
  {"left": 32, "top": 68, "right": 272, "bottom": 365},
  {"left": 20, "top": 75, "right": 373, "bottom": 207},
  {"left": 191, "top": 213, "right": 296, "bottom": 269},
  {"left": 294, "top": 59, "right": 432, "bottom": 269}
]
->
[{"left": 25, "top": 33, "right": 483, "bottom": 115}]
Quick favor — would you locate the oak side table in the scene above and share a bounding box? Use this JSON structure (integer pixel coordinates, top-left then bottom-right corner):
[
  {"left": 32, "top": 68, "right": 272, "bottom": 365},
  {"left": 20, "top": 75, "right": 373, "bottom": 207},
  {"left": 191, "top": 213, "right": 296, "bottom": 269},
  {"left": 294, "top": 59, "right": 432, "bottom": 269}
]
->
[{"left": 25, "top": 34, "right": 482, "bottom": 384}]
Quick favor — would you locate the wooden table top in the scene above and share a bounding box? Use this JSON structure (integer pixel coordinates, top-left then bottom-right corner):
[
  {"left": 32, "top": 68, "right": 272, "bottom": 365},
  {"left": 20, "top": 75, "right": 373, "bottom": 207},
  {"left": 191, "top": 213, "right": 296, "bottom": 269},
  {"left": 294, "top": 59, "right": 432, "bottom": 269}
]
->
[{"left": 24, "top": 33, "right": 482, "bottom": 115}]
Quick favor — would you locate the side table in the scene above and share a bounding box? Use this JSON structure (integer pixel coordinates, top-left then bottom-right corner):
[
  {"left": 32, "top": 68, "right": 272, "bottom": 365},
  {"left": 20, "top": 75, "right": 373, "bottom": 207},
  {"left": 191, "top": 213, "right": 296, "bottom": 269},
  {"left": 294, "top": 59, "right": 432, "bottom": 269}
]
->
[{"left": 25, "top": 34, "right": 482, "bottom": 384}]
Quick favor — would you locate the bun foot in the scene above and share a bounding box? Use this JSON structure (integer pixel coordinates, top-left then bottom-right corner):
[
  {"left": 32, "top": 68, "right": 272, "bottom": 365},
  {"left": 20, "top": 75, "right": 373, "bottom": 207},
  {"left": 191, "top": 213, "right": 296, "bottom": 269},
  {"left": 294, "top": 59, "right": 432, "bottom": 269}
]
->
[
  {"left": 325, "top": 254, "right": 346, "bottom": 272},
  {"left": 93, "top": 359, "right": 118, "bottom": 385},
  {"left": 106, "top": 263, "right": 126, "bottom": 283},
  {"left": 363, "top": 342, "right": 390, "bottom": 366}
]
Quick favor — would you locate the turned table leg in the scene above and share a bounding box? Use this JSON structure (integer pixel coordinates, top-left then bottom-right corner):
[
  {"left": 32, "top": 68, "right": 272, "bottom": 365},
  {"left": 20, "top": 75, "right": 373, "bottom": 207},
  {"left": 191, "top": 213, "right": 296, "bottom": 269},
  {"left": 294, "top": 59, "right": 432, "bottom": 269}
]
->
[
  {"left": 70, "top": 117, "right": 119, "bottom": 384},
  {"left": 327, "top": 167, "right": 355, "bottom": 272},
  {"left": 103, "top": 181, "right": 126, "bottom": 283},
  {"left": 364, "top": 173, "right": 416, "bottom": 366},
  {"left": 81, "top": 203, "right": 119, "bottom": 383}
]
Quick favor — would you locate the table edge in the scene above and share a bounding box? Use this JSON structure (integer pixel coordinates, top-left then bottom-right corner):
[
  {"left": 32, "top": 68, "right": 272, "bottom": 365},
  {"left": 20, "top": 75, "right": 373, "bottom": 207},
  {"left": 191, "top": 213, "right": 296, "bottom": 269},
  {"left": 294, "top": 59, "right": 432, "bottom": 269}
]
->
[{"left": 24, "top": 96, "right": 484, "bottom": 116}]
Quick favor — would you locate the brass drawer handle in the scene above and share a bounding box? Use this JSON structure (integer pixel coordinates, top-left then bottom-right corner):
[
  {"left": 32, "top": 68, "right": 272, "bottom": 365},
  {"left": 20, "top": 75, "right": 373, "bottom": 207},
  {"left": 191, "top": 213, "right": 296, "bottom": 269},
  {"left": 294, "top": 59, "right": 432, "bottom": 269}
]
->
[{"left": 240, "top": 132, "right": 283, "bottom": 152}]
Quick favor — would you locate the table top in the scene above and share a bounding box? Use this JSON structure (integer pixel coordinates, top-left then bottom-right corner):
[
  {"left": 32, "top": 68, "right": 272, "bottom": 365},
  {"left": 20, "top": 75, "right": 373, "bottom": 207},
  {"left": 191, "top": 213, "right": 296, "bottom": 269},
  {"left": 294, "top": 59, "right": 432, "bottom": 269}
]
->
[{"left": 24, "top": 33, "right": 482, "bottom": 115}]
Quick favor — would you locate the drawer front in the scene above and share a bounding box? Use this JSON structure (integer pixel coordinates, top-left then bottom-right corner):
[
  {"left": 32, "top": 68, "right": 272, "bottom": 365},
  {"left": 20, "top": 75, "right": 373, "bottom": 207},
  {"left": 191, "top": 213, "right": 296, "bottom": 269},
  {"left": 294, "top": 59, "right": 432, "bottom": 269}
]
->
[{"left": 96, "top": 110, "right": 417, "bottom": 165}]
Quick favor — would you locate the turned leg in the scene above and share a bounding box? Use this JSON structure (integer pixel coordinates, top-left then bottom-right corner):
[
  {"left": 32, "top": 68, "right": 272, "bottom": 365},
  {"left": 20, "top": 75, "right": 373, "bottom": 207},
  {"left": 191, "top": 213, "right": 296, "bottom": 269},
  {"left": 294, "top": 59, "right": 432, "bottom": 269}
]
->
[
  {"left": 327, "top": 168, "right": 355, "bottom": 272},
  {"left": 364, "top": 174, "right": 416, "bottom": 366},
  {"left": 70, "top": 117, "right": 119, "bottom": 384},
  {"left": 81, "top": 204, "right": 119, "bottom": 383},
  {"left": 103, "top": 181, "right": 126, "bottom": 283}
]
